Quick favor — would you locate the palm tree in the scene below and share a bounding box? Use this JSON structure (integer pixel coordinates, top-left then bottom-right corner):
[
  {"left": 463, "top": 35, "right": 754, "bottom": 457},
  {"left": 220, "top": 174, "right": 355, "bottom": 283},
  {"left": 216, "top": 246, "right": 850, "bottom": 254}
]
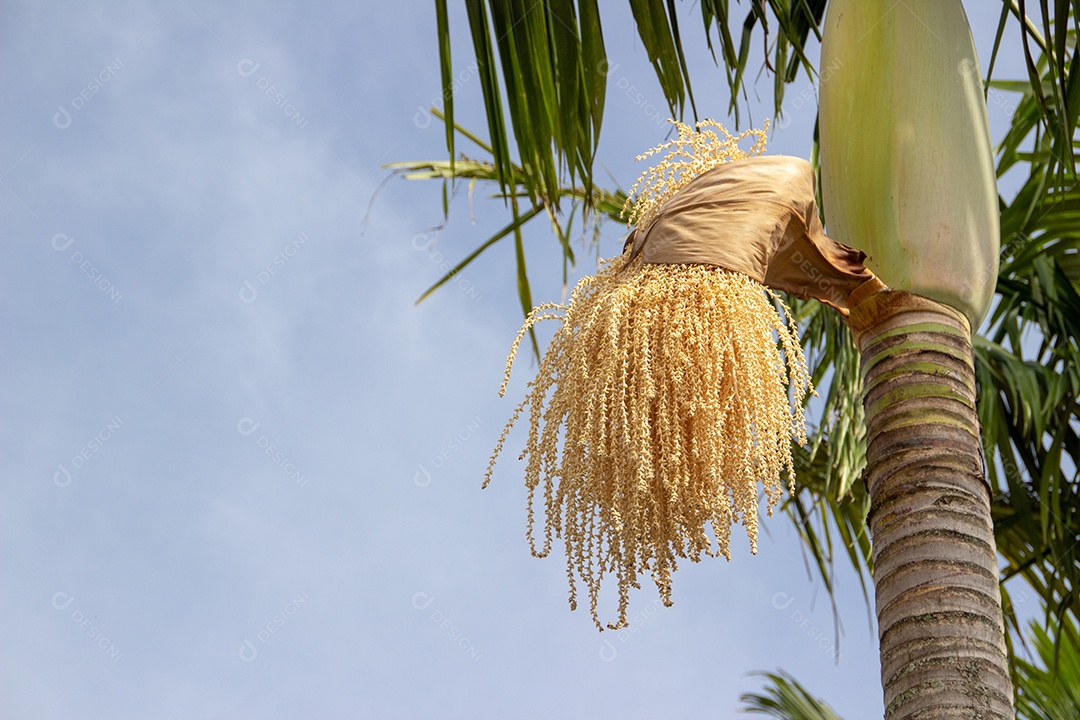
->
[{"left": 393, "top": 0, "right": 1079, "bottom": 715}]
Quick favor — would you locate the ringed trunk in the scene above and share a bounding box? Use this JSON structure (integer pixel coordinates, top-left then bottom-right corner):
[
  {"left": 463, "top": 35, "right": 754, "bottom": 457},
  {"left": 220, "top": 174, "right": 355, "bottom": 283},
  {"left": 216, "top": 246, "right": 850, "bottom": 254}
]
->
[{"left": 849, "top": 290, "right": 1013, "bottom": 719}]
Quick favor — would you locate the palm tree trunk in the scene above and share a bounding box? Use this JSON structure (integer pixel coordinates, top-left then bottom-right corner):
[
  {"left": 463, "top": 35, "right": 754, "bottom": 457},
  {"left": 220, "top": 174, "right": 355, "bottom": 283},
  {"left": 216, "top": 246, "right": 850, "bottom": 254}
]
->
[{"left": 848, "top": 289, "right": 1014, "bottom": 719}]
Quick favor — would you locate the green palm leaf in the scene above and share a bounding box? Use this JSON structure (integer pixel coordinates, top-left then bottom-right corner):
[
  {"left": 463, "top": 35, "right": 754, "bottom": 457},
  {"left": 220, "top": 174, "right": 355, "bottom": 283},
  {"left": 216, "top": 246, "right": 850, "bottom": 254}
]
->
[
  {"left": 739, "top": 671, "right": 844, "bottom": 720},
  {"left": 1015, "top": 611, "right": 1080, "bottom": 720}
]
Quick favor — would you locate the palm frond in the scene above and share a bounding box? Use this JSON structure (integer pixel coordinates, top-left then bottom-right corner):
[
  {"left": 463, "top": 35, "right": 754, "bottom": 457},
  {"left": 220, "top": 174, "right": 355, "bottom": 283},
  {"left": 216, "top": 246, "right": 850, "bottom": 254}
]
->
[
  {"left": 446, "top": 0, "right": 609, "bottom": 217},
  {"left": 386, "top": 113, "right": 626, "bottom": 317},
  {"left": 979, "top": 38, "right": 1080, "bottom": 654},
  {"left": 780, "top": 294, "right": 873, "bottom": 637},
  {"left": 1014, "top": 609, "right": 1080, "bottom": 720},
  {"left": 989, "top": 1, "right": 1078, "bottom": 184},
  {"left": 739, "top": 671, "right": 845, "bottom": 720}
]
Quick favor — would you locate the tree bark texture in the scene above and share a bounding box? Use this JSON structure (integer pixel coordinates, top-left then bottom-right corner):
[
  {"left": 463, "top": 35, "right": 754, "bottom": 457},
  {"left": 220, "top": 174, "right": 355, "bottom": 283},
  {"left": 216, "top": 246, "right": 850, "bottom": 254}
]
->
[{"left": 848, "top": 290, "right": 1014, "bottom": 719}]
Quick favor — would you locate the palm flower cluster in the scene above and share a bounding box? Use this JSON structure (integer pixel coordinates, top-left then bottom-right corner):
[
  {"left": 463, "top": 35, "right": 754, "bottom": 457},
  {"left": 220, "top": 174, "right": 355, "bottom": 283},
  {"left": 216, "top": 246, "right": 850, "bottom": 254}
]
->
[
  {"left": 487, "top": 121, "right": 811, "bottom": 631},
  {"left": 621, "top": 118, "right": 769, "bottom": 231}
]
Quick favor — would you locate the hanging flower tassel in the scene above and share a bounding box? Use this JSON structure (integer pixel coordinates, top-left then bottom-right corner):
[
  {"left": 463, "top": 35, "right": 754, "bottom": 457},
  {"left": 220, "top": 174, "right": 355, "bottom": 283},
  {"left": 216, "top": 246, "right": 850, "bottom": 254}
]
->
[
  {"left": 486, "top": 257, "right": 810, "bottom": 630},
  {"left": 487, "top": 120, "right": 880, "bottom": 631}
]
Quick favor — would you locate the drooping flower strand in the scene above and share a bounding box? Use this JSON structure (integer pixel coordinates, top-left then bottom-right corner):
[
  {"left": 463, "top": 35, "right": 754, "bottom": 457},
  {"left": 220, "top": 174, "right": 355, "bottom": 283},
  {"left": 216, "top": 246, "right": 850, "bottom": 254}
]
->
[
  {"left": 486, "top": 258, "right": 812, "bottom": 630},
  {"left": 622, "top": 118, "right": 770, "bottom": 231}
]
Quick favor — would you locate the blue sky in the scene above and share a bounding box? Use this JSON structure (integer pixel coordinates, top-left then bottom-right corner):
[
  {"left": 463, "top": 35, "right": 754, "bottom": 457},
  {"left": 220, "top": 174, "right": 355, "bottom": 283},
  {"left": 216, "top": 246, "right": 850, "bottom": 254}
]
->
[{"left": 2, "top": 3, "right": 1035, "bottom": 718}]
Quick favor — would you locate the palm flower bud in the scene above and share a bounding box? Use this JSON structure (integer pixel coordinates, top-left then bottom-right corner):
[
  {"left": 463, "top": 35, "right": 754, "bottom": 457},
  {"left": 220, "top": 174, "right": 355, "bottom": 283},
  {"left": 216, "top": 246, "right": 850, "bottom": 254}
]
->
[
  {"left": 818, "top": 0, "right": 999, "bottom": 328},
  {"left": 487, "top": 120, "right": 877, "bottom": 630}
]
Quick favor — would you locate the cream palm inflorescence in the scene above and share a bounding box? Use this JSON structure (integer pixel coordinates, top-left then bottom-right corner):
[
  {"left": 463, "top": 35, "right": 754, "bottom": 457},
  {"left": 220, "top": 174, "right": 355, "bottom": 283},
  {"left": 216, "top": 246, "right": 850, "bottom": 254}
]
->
[
  {"left": 622, "top": 119, "right": 769, "bottom": 231},
  {"left": 487, "top": 121, "right": 812, "bottom": 630}
]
